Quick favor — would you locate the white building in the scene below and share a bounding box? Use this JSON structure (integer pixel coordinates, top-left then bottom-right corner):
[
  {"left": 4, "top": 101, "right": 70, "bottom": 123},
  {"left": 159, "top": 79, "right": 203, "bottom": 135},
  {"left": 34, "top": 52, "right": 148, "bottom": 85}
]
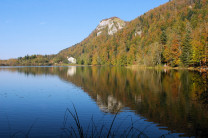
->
[{"left": 67, "top": 57, "right": 76, "bottom": 64}]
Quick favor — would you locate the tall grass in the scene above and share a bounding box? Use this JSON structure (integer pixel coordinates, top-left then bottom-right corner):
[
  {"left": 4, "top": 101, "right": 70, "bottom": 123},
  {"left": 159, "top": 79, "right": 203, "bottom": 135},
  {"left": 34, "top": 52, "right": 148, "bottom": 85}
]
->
[
  {"left": 62, "top": 104, "right": 150, "bottom": 138},
  {"left": 6, "top": 105, "right": 174, "bottom": 137},
  {"left": 6, "top": 116, "right": 38, "bottom": 138}
]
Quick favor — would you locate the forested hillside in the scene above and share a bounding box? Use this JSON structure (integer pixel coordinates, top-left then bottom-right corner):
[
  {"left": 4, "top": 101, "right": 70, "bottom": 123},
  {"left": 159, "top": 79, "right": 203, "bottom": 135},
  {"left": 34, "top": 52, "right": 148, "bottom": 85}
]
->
[
  {"left": 0, "top": 55, "right": 55, "bottom": 66},
  {"left": 1, "top": 0, "right": 207, "bottom": 67},
  {"left": 57, "top": 0, "right": 208, "bottom": 67}
]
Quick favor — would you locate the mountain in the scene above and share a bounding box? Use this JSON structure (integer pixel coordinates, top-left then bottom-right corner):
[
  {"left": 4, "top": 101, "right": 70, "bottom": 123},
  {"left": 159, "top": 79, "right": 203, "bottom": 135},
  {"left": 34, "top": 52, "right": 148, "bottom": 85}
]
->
[
  {"left": 1, "top": 0, "right": 207, "bottom": 67},
  {"left": 56, "top": 0, "right": 207, "bottom": 67},
  {"left": 57, "top": 17, "right": 128, "bottom": 65}
]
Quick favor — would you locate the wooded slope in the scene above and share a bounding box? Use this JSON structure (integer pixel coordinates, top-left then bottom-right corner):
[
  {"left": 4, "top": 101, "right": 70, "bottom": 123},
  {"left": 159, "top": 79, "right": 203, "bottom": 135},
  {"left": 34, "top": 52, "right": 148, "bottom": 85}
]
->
[{"left": 58, "top": 0, "right": 208, "bottom": 67}]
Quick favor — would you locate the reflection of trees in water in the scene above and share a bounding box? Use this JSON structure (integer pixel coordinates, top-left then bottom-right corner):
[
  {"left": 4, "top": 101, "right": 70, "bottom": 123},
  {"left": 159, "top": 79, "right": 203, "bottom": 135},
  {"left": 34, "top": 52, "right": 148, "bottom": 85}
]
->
[
  {"left": 1, "top": 67, "right": 208, "bottom": 137},
  {"left": 192, "top": 72, "right": 208, "bottom": 109},
  {"left": 199, "top": 90, "right": 208, "bottom": 107}
]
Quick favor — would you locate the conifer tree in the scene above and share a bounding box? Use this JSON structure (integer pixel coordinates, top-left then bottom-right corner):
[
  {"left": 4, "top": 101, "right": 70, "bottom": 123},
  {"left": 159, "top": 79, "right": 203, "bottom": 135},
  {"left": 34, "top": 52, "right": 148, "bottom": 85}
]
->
[
  {"left": 181, "top": 23, "right": 193, "bottom": 66},
  {"left": 160, "top": 27, "right": 167, "bottom": 45}
]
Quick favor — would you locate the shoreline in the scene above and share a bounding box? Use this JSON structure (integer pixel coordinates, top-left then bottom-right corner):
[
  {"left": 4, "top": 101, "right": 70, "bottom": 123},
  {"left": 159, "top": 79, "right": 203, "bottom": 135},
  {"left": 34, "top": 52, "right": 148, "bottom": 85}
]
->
[
  {"left": 1, "top": 64, "right": 208, "bottom": 73},
  {"left": 126, "top": 65, "right": 208, "bottom": 73}
]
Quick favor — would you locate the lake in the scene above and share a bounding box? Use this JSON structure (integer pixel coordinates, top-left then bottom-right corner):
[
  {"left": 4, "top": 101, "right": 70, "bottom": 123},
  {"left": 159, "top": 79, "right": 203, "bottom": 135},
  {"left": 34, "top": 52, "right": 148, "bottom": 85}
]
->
[{"left": 0, "top": 66, "right": 208, "bottom": 137}]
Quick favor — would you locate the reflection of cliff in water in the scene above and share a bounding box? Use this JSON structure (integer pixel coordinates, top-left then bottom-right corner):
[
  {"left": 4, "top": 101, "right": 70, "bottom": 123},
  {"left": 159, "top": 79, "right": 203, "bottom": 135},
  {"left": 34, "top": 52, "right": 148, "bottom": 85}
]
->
[
  {"left": 96, "top": 94, "right": 123, "bottom": 113},
  {"left": 1, "top": 66, "right": 208, "bottom": 137}
]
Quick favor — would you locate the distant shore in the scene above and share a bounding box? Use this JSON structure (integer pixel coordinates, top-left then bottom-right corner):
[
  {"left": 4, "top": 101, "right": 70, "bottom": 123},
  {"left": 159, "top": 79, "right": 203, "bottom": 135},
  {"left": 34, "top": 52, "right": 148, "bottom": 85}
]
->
[
  {"left": 127, "top": 65, "right": 208, "bottom": 73},
  {"left": 1, "top": 64, "right": 208, "bottom": 73},
  {"left": 0, "top": 64, "right": 87, "bottom": 67}
]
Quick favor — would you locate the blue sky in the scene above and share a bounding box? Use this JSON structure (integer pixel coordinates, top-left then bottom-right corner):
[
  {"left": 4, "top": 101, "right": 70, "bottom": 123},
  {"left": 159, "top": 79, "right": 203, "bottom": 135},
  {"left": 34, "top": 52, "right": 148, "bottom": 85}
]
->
[{"left": 0, "top": 0, "right": 168, "bottom": 59}]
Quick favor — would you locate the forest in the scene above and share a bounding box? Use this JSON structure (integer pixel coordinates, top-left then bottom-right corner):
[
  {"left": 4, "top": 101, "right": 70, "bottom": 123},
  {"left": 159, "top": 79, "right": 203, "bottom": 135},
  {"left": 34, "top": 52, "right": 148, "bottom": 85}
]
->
[
  {"left": 1, "top": 0, "right": 208, "bottom": 67},
  {"left": 0, "top": 55, "right": 56, "bottom": 66}
]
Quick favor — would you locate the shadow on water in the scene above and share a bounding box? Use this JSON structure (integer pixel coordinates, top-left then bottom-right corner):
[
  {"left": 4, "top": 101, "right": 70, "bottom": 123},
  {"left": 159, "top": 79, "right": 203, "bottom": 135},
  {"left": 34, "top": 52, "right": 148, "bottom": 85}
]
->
[
  {"left": 6, "top": 117, "right": 38, "bottom": 138},
  {"left": 1, "top": 66, "right": 208, "bottom": 137}
]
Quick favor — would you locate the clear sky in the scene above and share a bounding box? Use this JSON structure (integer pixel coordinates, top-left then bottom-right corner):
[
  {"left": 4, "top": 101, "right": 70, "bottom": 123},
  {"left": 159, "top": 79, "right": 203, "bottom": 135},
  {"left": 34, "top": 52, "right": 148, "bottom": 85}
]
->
[{"left": 0, "top": 0, "right": 168, "bottom": 59}]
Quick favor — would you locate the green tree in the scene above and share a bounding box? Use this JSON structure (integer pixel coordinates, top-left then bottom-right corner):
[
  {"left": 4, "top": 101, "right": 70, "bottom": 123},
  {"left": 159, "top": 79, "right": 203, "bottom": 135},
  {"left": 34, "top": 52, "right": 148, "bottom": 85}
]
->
[
  {"left": 192, "top": 39, "right": 204, "bottom": 67},
  {"left": 181, "top": 23, "right": 193, "bottom": 66},
  {"left": 160, "top": 27, "right": 167, "bottom": 45}
]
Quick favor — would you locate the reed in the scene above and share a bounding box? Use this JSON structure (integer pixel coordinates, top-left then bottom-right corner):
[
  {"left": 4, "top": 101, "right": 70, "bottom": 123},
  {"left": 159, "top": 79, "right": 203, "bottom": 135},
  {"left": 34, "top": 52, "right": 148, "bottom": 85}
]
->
[{"left": 62, "top": 105, "right": 150, "bottom": 138}]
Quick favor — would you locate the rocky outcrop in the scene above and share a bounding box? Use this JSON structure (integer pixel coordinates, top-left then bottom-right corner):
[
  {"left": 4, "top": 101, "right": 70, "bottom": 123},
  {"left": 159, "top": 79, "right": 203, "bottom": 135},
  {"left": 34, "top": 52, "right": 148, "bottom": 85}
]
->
[{"left": 96, "top": 17, "right": 126, "bottom": 36}]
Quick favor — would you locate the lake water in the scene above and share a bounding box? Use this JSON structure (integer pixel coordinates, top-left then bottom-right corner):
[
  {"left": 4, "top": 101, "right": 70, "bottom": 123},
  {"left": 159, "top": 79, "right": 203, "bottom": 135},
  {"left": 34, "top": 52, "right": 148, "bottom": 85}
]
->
[{"left": 0, "top": 66, "right": 208, "bottom": 137}]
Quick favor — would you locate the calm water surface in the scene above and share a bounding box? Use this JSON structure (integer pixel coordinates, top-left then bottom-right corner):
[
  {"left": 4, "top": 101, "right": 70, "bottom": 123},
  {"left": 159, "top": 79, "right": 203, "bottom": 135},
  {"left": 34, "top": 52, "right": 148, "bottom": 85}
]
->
[{"left": 0, "top": 66, "right": 208, "bottom": 137}]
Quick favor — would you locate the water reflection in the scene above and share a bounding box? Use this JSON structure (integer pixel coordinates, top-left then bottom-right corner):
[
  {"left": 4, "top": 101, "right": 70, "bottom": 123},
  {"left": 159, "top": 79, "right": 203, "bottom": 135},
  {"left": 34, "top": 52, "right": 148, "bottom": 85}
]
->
[
  {"left": 96, "top": 94, "right": 123, "bottom": 113},
  {"left": 67, "top": 66, "right": 76, "bottom": 76},
  {"left": 1, "top": 66, "right": 208, "bottom": 137}
]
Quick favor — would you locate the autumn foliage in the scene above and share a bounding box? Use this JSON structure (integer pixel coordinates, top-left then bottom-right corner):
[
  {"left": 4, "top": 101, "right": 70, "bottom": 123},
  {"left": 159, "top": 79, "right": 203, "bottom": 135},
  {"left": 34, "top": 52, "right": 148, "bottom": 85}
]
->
[
  {"left": 58, "top": 0, "right": 208, "bottom": 67},
  {"left": 1, "top": 0, "right": 208, "bottom": 67}
]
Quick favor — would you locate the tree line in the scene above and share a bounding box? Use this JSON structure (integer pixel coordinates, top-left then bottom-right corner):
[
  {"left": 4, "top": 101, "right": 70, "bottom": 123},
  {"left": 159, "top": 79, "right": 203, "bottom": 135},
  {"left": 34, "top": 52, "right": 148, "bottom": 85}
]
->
[
  {"left": 1, "top": 0, "right": 207, "bottom": 67},
  {"left": 62, "top": 0, "right": 208, "bottom": 67}
]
